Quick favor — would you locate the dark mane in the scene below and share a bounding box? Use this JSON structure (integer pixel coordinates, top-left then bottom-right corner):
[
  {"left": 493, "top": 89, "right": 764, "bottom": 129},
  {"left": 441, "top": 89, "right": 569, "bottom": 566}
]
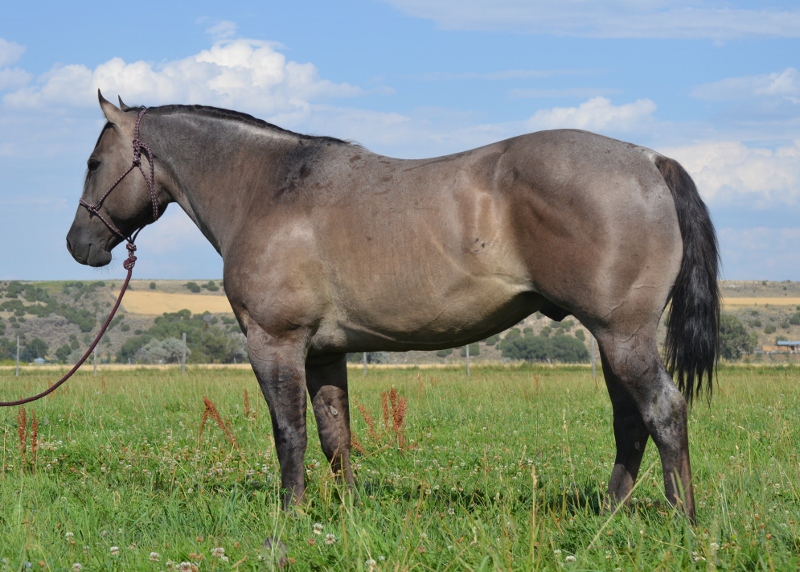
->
[{"left": 147, "top": 104, "right": 353, "bottom": 146}]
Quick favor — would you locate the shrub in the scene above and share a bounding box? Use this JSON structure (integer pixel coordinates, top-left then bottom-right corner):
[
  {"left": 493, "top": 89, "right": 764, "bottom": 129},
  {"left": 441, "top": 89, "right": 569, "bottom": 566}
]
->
[
  {"left": 720, "top": 313, "right": 758, "bottom": 360},
  {"left": 484, "top": 334, "right": 500, "bottom": 346},
  {"left": 117, "top": 334, "right": 154, "bottom": 363},
  {"left": 764, "top": 324, "right": 776, "bottom": 334},
  {"left": 499, "top": 331, "right": 588, "bottom": 363},
  {"left": 55, "top": 344, "right": 72, "bottom": 363},
  {"left": 347, "top": 352, "right": 390, "bottom": 364},
  {"left": 5, "top": 281, "right": 24, "bottom": 298},
  {"left": 436, "top": 348, "right": 454, "bottom": 358},
  {"left": 149, "top": 282, "right": 157, "bottom": 290},
  {"left": 185, "top": 282, "right": 201, "bottom": 293},
  {"left": 134, "top": 338, "right": 188, "bottom": 364},
  {"left": 575, "top": 329, "right": 585, "bottom": 341},
  {"left": 460, "top": 343, "right": 480, "bottom": 357}
]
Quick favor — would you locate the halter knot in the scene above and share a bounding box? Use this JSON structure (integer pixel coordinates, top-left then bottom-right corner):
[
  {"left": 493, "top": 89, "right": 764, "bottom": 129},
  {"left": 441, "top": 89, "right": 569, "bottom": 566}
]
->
[{"left": 123, "top": 242, "right": 138, "bottom": 270}]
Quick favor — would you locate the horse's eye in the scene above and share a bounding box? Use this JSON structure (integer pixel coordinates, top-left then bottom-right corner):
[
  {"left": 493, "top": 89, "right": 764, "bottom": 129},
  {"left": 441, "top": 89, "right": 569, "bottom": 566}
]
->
[{"left": 87, "top": 159, "right": 101, "bottom": 173}]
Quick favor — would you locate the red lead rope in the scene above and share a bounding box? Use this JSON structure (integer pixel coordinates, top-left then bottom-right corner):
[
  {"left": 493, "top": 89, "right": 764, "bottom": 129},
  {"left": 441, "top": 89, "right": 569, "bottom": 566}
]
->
[
  {"left": 0, "top": 108, "right": 156, "bottom": 407},
  {"left": 0, "top": 244, "right": 137, "bottom": 407}
]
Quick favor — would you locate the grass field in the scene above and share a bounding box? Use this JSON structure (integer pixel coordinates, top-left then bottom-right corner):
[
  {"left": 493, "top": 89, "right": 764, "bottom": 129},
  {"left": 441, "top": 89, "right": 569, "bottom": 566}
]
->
[{"left": 0, "top": 365, "right": 797, "bottom": 570}]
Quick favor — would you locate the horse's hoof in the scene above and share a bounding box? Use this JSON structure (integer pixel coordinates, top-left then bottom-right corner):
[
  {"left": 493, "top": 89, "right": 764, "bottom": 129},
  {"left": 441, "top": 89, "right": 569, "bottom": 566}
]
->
[{"left": 262, "top": 538, "right": 288, "bottom": 568}]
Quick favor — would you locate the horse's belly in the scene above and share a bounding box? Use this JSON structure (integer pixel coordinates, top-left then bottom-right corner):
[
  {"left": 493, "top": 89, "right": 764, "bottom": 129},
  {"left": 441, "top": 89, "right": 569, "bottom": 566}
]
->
[{"left": 311, "top": 275, "right": 540, "bottom": 354}]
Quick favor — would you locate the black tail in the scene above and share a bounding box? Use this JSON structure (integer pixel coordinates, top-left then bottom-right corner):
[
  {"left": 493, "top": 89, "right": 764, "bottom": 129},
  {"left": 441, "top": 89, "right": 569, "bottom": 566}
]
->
[{"left": 656, "top": 155, "right": 720, "bottom": 405}]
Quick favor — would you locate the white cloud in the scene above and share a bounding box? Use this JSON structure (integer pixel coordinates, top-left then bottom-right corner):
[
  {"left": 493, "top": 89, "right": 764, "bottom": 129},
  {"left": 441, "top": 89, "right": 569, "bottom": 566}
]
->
[
  {"left": 408, "top": 69, "right": 587, "bottom": 81},
  {"left": 718, "top": 226, "right": 800, "bottom": 280},
  {"left": 692, "top": 68, "right": 800, "bottom": 101},
  {"left": 510, "top": 87, "right": 621, "bottom": 99},
  {"left": 381, "top": 0, "right": 800, "bottom": 39},
  {"left": 524, "top": 97, "right": 657, "bottom": 132},
  {"left": 136, "top": 206, "right": 210, "bottom": 256},
  {"left": 0, "top": 38, "right": 25, "bottom": 68},
  {"left": 0, "top": 68, "right": 31, "bottom": 91},
  {"left": 296, "top": 97, "right": 659, "bottom": 158},
  {"left": 2, "top": 39, "right": 363, "bottom": 120},
  {"left": 662, "top": 140, "right": 800, "bottom": 203},
  {"left": 205, "top": 20, "right": 239, "bottom": 40}
]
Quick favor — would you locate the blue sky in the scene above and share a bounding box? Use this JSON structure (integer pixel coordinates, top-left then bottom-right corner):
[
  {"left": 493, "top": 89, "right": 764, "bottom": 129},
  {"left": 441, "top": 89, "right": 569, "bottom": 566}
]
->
[{"left": 1, "top": 1, "right": 799, "bottom": 280}]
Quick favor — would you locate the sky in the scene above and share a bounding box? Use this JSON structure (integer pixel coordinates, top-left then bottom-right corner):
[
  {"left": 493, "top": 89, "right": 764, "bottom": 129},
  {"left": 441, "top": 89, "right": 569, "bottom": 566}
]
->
[{"left": 1, "top": 1, "right": 799, "bottom": 281}]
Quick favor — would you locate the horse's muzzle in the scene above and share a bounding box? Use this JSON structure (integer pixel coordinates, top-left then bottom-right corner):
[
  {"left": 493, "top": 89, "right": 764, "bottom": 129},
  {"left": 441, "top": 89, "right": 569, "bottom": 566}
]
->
[{"left": 66, "top": 227, "right": 113, "bottom": 267}]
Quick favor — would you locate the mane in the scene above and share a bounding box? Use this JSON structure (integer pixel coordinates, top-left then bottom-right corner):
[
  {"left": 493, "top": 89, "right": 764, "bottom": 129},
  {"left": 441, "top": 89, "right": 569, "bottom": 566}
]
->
[{"left": 146, "top": 104, "right": 354, "bottom": 147}]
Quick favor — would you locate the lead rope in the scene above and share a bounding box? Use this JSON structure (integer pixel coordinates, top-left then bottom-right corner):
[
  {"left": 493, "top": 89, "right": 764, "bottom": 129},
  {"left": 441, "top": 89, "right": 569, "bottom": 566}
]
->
[{"left": 0, "top": 108, "right": 155, "bottom": 407}]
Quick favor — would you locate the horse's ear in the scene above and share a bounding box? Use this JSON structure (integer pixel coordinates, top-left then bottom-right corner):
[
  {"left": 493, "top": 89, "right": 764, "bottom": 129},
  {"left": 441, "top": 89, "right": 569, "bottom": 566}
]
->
[
  {"left": 98, "top": 89, "right": 129, "bottom": 127},
  {"left": 118, "top": 96, "right": 133, "bottom": 112}
]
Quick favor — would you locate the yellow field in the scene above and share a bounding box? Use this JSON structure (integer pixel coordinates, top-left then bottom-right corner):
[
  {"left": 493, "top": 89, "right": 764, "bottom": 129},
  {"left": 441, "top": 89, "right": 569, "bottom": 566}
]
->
[
  {"left": 722, "top": 297, "right": 800, "bottom": 306},
  {"left": 115, "top": 290, "right": 800, "bottom": 315},
  {"left": 118, "top": 291, "right": 233, "bottom": 315}
]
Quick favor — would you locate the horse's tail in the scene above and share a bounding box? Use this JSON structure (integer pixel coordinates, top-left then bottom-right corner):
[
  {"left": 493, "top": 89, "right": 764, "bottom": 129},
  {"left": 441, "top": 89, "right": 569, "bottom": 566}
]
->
[{"left": 656, "top": 155, "right": 720, "bottom": 405}]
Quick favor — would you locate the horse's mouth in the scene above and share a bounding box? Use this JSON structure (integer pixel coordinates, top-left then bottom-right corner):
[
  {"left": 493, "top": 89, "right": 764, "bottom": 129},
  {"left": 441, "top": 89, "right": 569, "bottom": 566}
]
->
[{"left": 68, "top": 240, "right": 113, "bottom": 267}]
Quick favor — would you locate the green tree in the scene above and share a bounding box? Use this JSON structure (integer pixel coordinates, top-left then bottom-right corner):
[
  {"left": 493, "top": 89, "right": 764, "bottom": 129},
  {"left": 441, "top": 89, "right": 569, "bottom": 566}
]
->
[
  {"left": 20, "top": 338, "right": 48, "bottom": 362},
  {"left": 499, "top": 330, "right": 588, "bottom": 363},
  {"left": 719, "top": 313, "right": 758, "bottom": 360},
  {"left": 55, "top": 344, "right": 72, "bottom": 363},
  {"left": 0, "top": 338, "right": 15, "bottom": 361}
]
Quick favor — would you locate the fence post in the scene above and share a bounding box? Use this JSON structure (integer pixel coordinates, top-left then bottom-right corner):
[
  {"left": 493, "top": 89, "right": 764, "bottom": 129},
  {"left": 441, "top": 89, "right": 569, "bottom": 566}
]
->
[
  {"left": 15, "top": 336, "right": 19, "bottom": 377},
  {"left": 93, "top": 350, "right": 97, "bottom": 377},
  {"left": 590, "top": 334, "right": 597, "bottom": 386},
  {"left": 181, "top": 332, "right": 187, "bottom": 375},
  {"left": 466, "top": 344, "right": 470, "bottom": 377}
]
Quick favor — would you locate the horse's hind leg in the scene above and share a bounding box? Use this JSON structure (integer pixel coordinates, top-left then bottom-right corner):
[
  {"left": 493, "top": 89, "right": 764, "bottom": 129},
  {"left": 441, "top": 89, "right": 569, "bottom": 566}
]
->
[
  {"left": 597, "top": 329, "right": 696, "bottom": 522},
  {"left": 306, "top": 355, "right": 355, "bottom": 488},
  {"left": 601, "top": 348, "right": 651, "bottom": 508}
]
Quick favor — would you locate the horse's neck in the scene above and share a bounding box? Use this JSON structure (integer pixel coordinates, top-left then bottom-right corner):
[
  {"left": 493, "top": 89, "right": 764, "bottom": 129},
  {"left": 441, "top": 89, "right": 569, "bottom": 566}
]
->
[{"left": 155, "top": 116, "right": 294, "bottom": 256}]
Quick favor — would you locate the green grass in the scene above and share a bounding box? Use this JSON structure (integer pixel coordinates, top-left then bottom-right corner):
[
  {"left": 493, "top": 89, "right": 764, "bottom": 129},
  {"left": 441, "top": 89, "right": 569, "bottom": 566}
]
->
[{"left": 0, "top": 365, "right": 798, "bottom": 570}]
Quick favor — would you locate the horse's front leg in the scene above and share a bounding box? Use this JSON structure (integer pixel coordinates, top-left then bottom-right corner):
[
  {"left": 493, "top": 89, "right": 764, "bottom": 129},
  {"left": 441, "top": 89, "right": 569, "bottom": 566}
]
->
[
  {"left": 248, "top": 323, "right": 309, "bottom": 508},
  {"left": 306, "top": 354, "right": 354, "bottom": 488}
]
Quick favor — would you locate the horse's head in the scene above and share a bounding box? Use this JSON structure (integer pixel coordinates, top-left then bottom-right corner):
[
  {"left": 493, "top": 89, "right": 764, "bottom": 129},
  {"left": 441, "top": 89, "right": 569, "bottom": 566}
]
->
[{"left": 66, "top": 91, "right": 165, "bottom": 267}]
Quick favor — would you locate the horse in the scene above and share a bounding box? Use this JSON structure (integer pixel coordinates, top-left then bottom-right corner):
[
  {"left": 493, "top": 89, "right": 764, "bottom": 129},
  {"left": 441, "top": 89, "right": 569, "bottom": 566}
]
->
[{"left": 67, "top": 92, "right": 719, "bottom": 522}]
